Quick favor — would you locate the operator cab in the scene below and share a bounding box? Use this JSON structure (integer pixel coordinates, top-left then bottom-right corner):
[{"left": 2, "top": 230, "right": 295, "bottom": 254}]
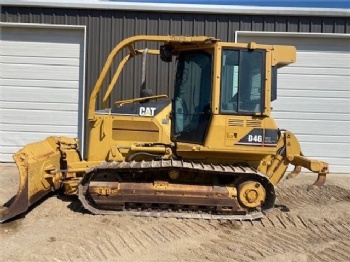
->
[{"left": 171, "top": 46, "right": 269, "bottom": 145}]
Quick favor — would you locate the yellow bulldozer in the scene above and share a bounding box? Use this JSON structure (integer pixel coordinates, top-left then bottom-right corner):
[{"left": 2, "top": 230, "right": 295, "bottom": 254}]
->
[{"left": 0, "top": 35, "right": 329, "bottom": 222}]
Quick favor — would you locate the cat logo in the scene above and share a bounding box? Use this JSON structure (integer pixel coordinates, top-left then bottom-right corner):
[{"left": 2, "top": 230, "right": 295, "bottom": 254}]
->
[{"left": 139, "top": 107, "right": 156, "bottom": 116}]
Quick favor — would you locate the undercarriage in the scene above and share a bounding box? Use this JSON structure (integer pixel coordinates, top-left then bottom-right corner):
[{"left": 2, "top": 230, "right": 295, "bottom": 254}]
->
[{"left": 78, "top": 160, "right": 275, "bottom": 220}]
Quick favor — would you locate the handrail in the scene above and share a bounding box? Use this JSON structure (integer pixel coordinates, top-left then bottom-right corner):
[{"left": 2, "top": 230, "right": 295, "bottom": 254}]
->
[{"left": 114, "top": 95, "right": 169, "bottom": 107}]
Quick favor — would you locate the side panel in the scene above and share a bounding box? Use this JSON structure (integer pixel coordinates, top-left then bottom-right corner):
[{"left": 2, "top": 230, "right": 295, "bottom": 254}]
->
[
  {"left": 175, "top": 115, "right": 280, "bottom": 166},
  {"left": 87, "top": 101, "right": 172, "bottom": 161},
  {"left": 205, "top": 115, "right": 279, "bottom": 153}
]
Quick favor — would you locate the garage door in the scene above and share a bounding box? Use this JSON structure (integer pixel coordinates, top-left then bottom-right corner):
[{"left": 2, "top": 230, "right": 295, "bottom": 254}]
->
[
  {"left": 0, "top": 24, "right": 85, "bottom": 162},
  {"left": 237, "top": 32, "right": 350, "bottom": 173}
]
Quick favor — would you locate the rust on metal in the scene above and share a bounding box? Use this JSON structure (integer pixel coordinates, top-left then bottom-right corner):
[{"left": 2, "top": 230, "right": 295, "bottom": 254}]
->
[{"left": 89, "top": 181, "right": 240, "bottom": 210}]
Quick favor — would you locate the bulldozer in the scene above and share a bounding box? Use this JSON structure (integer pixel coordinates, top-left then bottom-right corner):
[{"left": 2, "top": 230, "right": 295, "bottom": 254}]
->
[{"left": 0, "top": 35, "right": 329, "bottom": 223}]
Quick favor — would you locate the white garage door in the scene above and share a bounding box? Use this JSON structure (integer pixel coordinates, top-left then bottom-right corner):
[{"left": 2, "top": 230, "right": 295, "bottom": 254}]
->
[
  {"left": 237, "top": 32, "right": 350, "bottom": 173},
  {"left": 0, "top": 24, "right": 85, "bottom": 162}
]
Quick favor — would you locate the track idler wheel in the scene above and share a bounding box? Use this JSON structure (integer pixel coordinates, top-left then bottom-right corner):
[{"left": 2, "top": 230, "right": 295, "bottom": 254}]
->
[{"left": 237, "top": 181, "right": 266, "bottom": 209}]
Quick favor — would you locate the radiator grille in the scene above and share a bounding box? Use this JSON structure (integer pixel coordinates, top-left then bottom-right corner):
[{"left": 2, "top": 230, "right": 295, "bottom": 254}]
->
[
  {"left": 246, "top": 119, "right": 262, "bottom": 127},
  {"left": 228, "top": 119, "right": 262, "bottom": 127},
  {"left": 228, "top": 119, "right": 244, "bottom": 127}
]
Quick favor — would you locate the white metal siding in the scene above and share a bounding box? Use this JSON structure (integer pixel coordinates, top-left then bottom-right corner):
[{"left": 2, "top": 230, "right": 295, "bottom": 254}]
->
[
  {"left": 237, "top": 32, "right": 350, "bottom": 173},
  {"left": 0, "top": 24, "right": 85, "bottom": 162}
]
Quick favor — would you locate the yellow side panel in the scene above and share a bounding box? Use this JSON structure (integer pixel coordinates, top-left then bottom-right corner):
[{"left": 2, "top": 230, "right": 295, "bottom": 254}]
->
[
  {"left": 112, "top": 120, "right": 159, "bottom": 142},
  {"left": 205, "top": 115, "right": 278, "bottom": 154}
]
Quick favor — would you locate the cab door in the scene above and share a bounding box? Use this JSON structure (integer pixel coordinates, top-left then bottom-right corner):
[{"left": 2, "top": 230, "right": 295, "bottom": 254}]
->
[{"left": 171, "top": 50, "right": 213, "bottom": 144}]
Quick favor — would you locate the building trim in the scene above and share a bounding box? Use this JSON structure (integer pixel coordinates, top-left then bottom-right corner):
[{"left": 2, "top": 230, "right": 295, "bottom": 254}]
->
[
  {"left": 1, "top": 0, "right": 349, "bottom": 17},
  {"left": 235, "top": 31, "right": 350, "bottom": 43}
]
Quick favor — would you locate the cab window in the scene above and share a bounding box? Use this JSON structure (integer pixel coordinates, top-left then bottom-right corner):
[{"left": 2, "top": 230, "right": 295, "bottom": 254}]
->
[{"left": 220, "top": 49, "right": 265, "bottom": 114}]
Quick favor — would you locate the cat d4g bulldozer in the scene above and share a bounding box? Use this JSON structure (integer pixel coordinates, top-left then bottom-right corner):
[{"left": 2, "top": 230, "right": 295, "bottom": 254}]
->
[{"left": 0, "top": 35, "right": 329, "bottom": 223}]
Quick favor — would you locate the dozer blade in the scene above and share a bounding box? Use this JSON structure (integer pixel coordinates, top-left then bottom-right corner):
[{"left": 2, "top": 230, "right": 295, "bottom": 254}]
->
[{"left": 0, "top": 137, "right": 64, "bottom": 223}]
